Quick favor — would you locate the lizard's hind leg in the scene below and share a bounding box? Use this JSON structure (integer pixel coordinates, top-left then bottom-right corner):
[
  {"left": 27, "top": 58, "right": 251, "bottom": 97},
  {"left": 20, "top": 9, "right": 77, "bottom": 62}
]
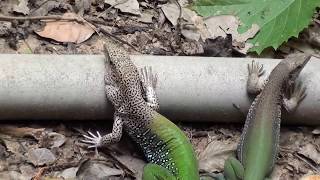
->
[
  {"left": 81, "top": 44, "right": 125, "bottom": 149},
  {"left": 140, "top": 66, "right": 160, "bottom": 111},
  {"left": 81, "top": 113, "right": 124, "bottom": 148},
  {"left": 283, "top": 82, "right": 307, "bottom": 112}
]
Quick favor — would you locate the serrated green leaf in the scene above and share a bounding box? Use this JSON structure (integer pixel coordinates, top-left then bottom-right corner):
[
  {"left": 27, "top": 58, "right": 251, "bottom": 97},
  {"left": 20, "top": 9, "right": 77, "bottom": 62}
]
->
[{"left": 192, "top": 0, "right": 320, "bottom": 54}]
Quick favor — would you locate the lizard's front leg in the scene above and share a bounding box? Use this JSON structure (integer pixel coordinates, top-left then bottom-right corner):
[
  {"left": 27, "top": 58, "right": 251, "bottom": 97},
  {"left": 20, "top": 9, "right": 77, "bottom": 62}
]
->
[
  {"left": 140, "top": 66, "right": 160, "bottom": 111},
  {"left": 283, "top": 82, "right": 307, "bottom": 112},
  {"left": 82, "top": 113, "right": 124, "bottom": 148},
  {"left": 247, "top": 60, "right": 265, "bottom": 95}
]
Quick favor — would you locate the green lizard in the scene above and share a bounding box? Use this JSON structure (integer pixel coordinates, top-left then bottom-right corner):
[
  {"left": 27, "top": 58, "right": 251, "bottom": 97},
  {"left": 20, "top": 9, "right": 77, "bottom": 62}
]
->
[
  {"left": 82, "top": 43, "right": 199, "bottom": 180},
  {"left": 222, "top": 54, "right": 311, "bottom": 180}
]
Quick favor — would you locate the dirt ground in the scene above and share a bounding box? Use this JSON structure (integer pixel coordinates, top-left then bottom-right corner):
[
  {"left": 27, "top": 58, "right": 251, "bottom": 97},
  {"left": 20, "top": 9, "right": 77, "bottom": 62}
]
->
[{"left": 0, "top": 1, "right": 319, "bottom": 180}]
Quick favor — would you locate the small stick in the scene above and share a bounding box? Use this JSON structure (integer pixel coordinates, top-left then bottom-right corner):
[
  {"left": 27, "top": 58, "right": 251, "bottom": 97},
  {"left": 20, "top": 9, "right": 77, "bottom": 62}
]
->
[
  {"left": 294, "top": 153, "right": 320, "bottom": 173},
  {"left": 0, "top": 15, "right": 85, "bottom": 23}
]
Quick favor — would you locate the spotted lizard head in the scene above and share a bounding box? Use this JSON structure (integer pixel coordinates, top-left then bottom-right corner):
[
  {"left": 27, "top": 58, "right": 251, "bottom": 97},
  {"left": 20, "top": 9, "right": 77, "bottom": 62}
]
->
[{"left": 103, "top": 44, "right": 141, "bottom": 85}]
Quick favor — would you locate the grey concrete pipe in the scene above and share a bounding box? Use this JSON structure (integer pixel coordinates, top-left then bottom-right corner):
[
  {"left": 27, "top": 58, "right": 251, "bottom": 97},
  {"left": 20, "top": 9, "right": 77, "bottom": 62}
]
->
[{"left": 0, "top": 54, "right": 318, "bottom": 125}]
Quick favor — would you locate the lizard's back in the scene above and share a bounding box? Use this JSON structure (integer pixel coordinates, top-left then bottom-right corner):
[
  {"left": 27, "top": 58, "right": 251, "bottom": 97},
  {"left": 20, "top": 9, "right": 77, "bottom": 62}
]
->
[
  {"left": 107, "top": 44, "right": 199, "bottom": 179},
  {"left": 238, "top": 61, "right": 293, "bottom": 179}
]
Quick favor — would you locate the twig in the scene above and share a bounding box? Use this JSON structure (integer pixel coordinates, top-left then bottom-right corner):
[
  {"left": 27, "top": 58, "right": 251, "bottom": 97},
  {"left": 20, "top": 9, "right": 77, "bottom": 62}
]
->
[
  {"left": 32, "top": 167, "right": 46, "bottom": 180},
  {"left": 0, "top": 15, "right": 85, "bottom": 23},
  {"left": 294, "top": 153, "right": 320, "bottom": 173},
  {"left": 31, "top": 160, "right": 80, "bottom": 180}
]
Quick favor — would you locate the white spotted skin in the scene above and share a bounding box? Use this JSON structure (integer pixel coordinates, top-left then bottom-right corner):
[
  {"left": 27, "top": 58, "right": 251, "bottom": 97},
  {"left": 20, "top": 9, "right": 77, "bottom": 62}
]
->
[
  {"left": 238, "top": 55, "right": 310, "bottom": 179},
  {"left": 100, "top": 44, "right": 185, "bottom": 176}
]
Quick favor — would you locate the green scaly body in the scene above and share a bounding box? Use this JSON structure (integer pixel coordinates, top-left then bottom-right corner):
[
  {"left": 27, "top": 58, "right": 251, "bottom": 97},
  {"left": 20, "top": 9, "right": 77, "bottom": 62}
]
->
[
  {"left": 145, "top": 112, "right": 199, "bottom": 179},
  {"left": 223, "top": 55, "right": 310, "bottom": 180},
  {"left": 83, "top": 43, "right": 199, "bottom": 180}
]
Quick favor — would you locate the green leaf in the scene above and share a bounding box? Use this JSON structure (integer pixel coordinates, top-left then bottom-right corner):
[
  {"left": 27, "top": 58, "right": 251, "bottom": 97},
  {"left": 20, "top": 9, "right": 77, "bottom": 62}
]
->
[{"left": 192, "top": 0, "right": 320, "bottom": 54}]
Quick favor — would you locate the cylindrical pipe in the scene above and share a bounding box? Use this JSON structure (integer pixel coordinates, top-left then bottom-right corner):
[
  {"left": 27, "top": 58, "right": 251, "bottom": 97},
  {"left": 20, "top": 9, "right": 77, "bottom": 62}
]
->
[{"left": 0, "top": 54, "right": 318, "bottom": 125}]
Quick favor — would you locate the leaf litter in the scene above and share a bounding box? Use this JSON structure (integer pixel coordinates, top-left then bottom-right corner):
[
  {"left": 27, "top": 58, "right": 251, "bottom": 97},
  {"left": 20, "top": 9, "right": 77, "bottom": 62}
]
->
[{"left": 35, "top": 13, "right": 95, "bottom": 44}]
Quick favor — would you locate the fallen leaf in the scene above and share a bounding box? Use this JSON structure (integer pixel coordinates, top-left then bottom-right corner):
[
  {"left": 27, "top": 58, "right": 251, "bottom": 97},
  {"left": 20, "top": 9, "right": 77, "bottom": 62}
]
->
[
  {"left": 75, "top": 0, "right": 91, "bottom": 16},
  {"left": 178, "top": 0, "right": 189, "bottom": 7},
  {"left": 47, "top": 132, "right": 66, "bottom": 148},
  {"left": 298, "top": 144, "right": 320, "bottom": 164},
  {"left": 2, "top": 139, "right": 21, "bottom": 154},
  {"left": 192, "top": 0, "right": 319, "bottom": 54},
  {"left": 161, "top": 3, "right": 210, "bottom": 41},
  {"left": 269, "top": 165, "right": 291, "bottom": 180},
  {"left": 116, "top": 155, "right": 146, "bottom": 179},
  {"left": 182, "top": 8, "right": 210, "bottom": 41},
  {"left": 12, "top": 0, "right": 30, "bottom": 15},
  {"left": 138, "top": 10, "right": 154, "bottom": 24},
  {"left": 0, "top": 22, "right": 12, "bottom": 36},
  {"left": 307, "top": 25, "right": 320, "bottom": 48},
  {"left": 0, "top": 171, "right": 28, "bottom": 180},
  {"left": 19, "top": 164, "right": 35, "bottom": 180},
  {"left": 300, "top": 175, "right": 320, "bottom": 180},
  {"left": 56, "top": 167, "right": 78, "bottom": 179},
  {"left": 198, "top": 140, "right": 237, "bottom": 172},
  {"left": 35, "top": 13, "right": 95, "bottom": 44},
  {"left": 105, "top": 0, "right": 141, "bottom": 15},
  {"left": 161, "top": 3, "right": 180, "bottom": 26},
  {"left": 0, "top": 125, "right": 45, "bottom": 138},
  {"left": 27, "top": 148, "right": 56, "bottom": 166},
  {"left": 76, "top": 159, "right": 124, "bottom": 179},
  {"left": 31, "top": 1, "right": 68, "bottom": 16},
  {"left": 204, "top": 15, "right": 259, "bottom": 54}
]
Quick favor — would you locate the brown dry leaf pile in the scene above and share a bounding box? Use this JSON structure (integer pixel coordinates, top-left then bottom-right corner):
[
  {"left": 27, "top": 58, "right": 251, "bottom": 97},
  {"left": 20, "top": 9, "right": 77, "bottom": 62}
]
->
[{"left": 35, "top": 13, "right": 95, "bottom": 44}]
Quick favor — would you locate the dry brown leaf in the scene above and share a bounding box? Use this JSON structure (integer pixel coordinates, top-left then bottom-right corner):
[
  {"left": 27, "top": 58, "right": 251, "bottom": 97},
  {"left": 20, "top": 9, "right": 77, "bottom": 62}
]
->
[
  {"left": 204, "top": 15, "right": 260, "bottom": 54},
  {"left": 198, "top": 140, "right": 237, "bottom": 172},
  {"left": 31, "top": 1, "right": 67, "bottom": 16},
  {"left": 300, "top": 175, "right": 320, "bottom": 180},
  {"left": 75, "top": 0, "right": 91, "bottom": 16},
  {"left": 0, "top": 125, "right": 44, "bottom": 138},
  {"left": 298, "top": 144, "right": 320, "bottom": 164},
  {"left": 35, "top": 13, "right": 94, "bottom": 44},
  {"left": 115, "top": 155, "right": 146, "bottom": 179},
  {"left": 2, "top": 140, "right": 21, "bottom": 154},
  {"left": 27, "top": 148, "right": 56, "bottom": 166},
  {"left": 12, "top": 0, "right": 30, "bottom": 15},
  {"left": 105, "top": 0, "right": 140, "bottom": 15},
  {"left": 76, "top": 159, "right": 124, "bottom": 179}
]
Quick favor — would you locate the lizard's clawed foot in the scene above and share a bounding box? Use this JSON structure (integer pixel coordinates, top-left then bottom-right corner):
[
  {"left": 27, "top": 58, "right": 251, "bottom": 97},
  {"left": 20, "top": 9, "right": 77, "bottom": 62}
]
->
[
  {"left": 81, "top": 131, "right": 103, "bottom": 148},
  {"left": 140, "top": 66, "right": 158, "bottom": 89},
  {"left": 283, "top": 82, "right": 307, "bottom": 112},
  {"left": 247, "top": 60, "right": 265, "bottom": 95},
  {"left": 140, "top": 66, "right": 160, "bottom": 111},
  {"left": 248, "top": 60, "right": 265, "bottom": 77}
]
